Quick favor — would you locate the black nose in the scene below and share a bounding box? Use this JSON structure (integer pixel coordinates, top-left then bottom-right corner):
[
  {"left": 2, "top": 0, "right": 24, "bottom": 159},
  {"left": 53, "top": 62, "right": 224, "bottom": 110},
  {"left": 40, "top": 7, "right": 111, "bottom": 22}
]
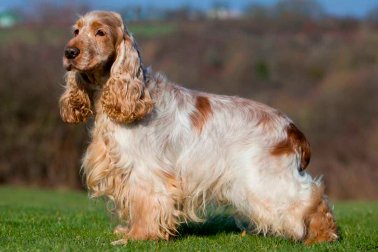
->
[{"left": 65, "top": 47, "right": 80, "bottom": 59}]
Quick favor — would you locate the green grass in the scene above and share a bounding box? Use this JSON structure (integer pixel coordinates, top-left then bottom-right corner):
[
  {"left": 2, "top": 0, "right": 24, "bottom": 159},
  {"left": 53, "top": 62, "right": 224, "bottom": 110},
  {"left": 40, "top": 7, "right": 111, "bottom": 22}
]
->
[{"left": 0, "top": 187, "right": 377, "bottom": 251}]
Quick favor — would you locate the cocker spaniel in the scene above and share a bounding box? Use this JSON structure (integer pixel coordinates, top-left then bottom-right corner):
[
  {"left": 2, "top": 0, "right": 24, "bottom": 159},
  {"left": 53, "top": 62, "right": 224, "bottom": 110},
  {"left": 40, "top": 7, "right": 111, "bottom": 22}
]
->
[{"left": 59, "top": 11, "right": 338, "bottom": 245}]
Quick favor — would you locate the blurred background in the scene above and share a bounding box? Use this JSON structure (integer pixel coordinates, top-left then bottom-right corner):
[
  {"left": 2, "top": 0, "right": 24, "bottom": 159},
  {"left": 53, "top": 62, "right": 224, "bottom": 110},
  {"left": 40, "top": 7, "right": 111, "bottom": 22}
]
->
[{"left": 0, "top": 0, "right": 377, "bottom": 199}]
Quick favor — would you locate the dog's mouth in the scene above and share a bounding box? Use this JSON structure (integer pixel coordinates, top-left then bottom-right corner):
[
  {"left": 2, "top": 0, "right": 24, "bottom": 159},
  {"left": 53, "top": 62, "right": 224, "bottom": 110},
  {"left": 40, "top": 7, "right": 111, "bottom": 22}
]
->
[
  {"left": 63, "top": 57, "right": 84, "bottom": 72},
  {"left": 65, "top": 63, "right": 73, "bottom": 71},
  {"left": 63, "top": 46, "right": 117, "bottom": 73},
  {"left": 63, "top": 57, "right": 107, "bottom": 74},
  {"left": 64, "top": 61, "right": 94, "bottom": 73},
  {"left": 63, "top": 58, "right": 73, "bottom": 71}
]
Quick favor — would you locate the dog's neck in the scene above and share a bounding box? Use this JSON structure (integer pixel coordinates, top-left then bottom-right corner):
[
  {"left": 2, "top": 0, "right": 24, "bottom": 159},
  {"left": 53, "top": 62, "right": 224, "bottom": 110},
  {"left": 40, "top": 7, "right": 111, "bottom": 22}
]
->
[
  {"left": 78, "top": 55, "right": 114, "bottom": 91},
  {"left": 79, "top": 71, "right": 109, "bottom": 90}
]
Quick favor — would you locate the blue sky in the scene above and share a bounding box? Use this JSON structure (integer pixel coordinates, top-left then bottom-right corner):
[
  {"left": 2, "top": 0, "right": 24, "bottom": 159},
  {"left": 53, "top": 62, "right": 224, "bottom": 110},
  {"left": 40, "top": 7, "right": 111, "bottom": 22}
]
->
[{"left": 1, "top": 0, "right": 377, "bottom": 18}]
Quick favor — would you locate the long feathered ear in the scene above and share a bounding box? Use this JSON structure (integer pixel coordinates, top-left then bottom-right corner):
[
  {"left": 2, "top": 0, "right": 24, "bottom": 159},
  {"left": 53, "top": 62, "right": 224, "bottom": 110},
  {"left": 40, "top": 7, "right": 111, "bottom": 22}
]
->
[
  {"left": 59, "top": 71, "right": 93, "bottom": 123},
  {"left": 101, "top": 32, "right": 154, "bottom": 124}
]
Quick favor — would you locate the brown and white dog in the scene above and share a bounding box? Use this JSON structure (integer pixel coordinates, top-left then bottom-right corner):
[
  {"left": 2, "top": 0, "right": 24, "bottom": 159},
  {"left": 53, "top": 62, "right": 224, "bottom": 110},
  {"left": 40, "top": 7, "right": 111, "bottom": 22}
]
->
[{"left": 59, "top": 11, "right": 338, "bottom": 245}]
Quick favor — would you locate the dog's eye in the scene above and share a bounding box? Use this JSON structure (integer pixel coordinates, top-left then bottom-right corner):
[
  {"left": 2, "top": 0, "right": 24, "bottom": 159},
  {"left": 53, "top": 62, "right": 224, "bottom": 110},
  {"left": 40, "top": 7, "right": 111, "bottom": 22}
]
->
[
  {"left": 74, "top": 29, "right": 79, "bottom": 36},
  {"left": 96, "top": 29, "right": 106, "bottom": 36}
]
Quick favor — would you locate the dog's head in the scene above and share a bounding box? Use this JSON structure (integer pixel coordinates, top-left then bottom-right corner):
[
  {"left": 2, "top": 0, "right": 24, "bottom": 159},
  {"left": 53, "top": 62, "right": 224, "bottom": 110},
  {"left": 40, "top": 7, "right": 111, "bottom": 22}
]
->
[
  {"left": 61, "top": 11, "right": 153, "bottom": 124},
  {"left": 63, "top": 11, "right": 123, "bottom": 72}
]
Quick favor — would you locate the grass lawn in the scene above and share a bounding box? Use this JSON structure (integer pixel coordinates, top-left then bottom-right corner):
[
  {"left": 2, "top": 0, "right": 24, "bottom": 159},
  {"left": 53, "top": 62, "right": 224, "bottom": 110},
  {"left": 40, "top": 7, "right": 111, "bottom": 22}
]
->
[{"left": 0, "top": 186, "right": 377, "bottom": 251}]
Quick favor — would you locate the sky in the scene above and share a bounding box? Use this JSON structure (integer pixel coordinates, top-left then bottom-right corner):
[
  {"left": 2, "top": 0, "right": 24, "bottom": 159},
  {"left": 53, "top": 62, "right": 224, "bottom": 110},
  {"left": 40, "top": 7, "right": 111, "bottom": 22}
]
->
[{"left": 0, "top": 0, "right": 377, "bottom": 18}]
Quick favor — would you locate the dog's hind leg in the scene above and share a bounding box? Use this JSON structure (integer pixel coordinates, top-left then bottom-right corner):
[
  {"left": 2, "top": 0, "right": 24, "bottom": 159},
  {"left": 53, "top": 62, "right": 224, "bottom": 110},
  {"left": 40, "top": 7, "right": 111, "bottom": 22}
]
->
[
  {"left": 301, "top": 184, "right": 338, "bottom": 244},
  {"left": 229, "top": 153, "right": 337, "bottom": 243}
]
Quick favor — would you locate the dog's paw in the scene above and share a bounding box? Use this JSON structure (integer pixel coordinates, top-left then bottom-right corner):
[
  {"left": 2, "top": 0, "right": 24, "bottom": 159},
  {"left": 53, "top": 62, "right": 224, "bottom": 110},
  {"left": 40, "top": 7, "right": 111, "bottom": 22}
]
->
[
  {"left": 113, "top": 225, "right": 129, "bottom": 235},
  {"left": 111, "top": 238, "right": 128, "bottom": 245}
]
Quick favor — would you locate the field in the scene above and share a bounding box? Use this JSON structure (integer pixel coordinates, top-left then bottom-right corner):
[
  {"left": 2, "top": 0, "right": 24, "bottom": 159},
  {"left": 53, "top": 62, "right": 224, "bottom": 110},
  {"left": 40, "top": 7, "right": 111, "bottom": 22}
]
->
[
  {"left": 1, "top": 5, "right": 378, "bottom": 251},
  {"left": 0, "top": 187, "right": 377, "bottom": 251},
  {"left": 1, "top": 20, "right": 377, "bottom": 199}
]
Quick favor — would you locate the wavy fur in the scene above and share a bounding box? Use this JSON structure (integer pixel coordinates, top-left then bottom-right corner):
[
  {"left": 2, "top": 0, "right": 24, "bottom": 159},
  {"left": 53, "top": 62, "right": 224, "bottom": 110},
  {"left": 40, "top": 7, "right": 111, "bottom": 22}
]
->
[
  {"left": 59, "top": 11, "right": 338, "bottom": 244},
  {"left": 59, "top": 71, "right": 93, "bottom": 123},
  {"left": 101, "top": 36, "right": 154, "bottom": 124}
]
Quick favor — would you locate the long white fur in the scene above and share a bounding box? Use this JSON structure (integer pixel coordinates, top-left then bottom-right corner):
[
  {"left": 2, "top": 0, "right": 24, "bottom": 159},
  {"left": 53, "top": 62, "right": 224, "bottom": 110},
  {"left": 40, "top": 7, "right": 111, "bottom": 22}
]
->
[{"left": 82, "top": 70, "right": 320, "bottom": 240}]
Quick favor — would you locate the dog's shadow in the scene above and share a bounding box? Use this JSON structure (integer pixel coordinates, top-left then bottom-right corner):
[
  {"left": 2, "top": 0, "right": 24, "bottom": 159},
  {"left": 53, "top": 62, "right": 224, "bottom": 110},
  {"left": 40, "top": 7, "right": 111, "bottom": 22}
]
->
[
  {"left": 176, "top": 207, "right": 247, "bottom": 237},
  {"left": 178, "top": 215, "right": 241, "bottom": 237}
]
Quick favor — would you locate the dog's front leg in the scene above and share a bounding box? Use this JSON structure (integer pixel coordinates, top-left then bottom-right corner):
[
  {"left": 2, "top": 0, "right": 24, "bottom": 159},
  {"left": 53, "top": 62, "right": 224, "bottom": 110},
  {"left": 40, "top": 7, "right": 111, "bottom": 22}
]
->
[{"left": 112, "top": 173, "right": 180, "bottom": 244}]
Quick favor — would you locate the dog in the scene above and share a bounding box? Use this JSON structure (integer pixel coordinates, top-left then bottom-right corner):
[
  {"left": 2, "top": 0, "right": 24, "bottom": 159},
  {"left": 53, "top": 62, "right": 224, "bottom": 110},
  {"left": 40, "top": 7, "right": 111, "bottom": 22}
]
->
[{"left": 59, "top": 11, "right": 338, "bottom": 245}]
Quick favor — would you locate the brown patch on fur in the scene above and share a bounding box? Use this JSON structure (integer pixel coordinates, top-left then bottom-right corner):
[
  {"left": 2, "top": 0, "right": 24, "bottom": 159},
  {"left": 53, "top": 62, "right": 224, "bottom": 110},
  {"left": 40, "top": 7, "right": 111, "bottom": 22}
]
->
[
  {"left": 190, "top": 96, "right": 213, "bottom": 133},
  {"left": 303, "top": 185, "right": 338, "bottom": 245},
  {"left": 271, "top": 123, "right": 311, "bottom": 171},
  {"left": 90, "top": 21, "right": 103, "bottom": 29},
  {"left": 257, "top": 112, "right": 272, "bottom": 126},
  {"left": 75, "top": 19, "right": 84, "bottom": 29}
]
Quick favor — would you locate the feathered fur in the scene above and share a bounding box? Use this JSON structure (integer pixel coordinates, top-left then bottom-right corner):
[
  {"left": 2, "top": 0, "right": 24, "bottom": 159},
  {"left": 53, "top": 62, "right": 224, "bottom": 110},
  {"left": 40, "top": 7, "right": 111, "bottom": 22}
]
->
[{"left": 59, "top": 11, "right": 338, "bottom": 244}]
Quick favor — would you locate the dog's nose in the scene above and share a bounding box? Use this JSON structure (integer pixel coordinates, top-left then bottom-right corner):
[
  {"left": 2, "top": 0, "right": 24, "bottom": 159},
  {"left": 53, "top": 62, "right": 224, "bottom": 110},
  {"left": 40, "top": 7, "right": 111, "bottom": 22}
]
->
[{"left": 65, "top": 47, "right": 80, "bottom": 59}]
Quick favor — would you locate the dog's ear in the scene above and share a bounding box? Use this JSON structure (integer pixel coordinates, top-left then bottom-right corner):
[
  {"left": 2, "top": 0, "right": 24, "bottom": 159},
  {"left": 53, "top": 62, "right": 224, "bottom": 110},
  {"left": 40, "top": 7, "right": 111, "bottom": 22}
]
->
[
  {"left": 101, "top": 26, "right": 153, "bottom": 124},
  {"left": 59, "top": 71, "right": 93, "bottom": 123}
]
